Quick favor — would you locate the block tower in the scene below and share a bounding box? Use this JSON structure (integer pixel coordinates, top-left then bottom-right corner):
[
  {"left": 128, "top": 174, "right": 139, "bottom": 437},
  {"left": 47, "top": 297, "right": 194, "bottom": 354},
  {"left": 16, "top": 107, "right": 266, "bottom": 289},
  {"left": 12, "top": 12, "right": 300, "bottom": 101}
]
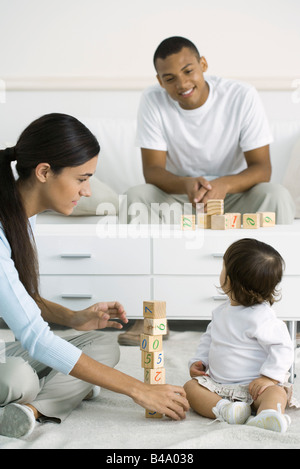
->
[{"left": 140, "top": 300, "right": 167, "bottom": 418}]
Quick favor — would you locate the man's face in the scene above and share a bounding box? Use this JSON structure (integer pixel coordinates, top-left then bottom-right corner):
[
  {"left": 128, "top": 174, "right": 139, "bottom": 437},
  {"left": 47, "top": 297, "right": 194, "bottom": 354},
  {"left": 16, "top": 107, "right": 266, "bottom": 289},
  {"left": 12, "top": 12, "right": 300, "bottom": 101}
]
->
[{"left": 156, "top": 47, "right": 208, "bottom": 110}]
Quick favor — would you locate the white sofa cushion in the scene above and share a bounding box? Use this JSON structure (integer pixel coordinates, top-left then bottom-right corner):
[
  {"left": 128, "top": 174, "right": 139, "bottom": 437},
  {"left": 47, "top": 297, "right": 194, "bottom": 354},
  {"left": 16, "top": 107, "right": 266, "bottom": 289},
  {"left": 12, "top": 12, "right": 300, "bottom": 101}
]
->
[
  {"left": 81, "top": 117, "right": 145, "bottom": 195},
  {"left": 283, "top": 136, "right": 300, "bottom": 218},
  {"left": 269, "top": 121, "right": 300, "bottom": 184}
]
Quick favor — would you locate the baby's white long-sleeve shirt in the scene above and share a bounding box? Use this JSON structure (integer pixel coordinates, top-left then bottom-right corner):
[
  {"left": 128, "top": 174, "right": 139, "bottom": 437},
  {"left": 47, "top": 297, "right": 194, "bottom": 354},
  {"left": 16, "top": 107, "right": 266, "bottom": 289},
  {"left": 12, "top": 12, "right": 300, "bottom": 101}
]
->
[
  {"left": 189, "top": 300, "right": 294, "bottom": 384},
  {"left": 0, "top": 218, "right": 82, "bottom": 374}
]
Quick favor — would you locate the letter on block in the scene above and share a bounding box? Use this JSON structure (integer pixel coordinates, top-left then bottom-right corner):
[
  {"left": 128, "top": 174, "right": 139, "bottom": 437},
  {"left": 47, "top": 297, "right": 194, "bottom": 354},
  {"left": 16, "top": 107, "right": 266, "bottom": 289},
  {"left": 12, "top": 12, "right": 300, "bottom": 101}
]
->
[
  {"left": 141, "top": 351, "right": 164, "bottom": 369},
  {"left": 227, "top": 213, "right": 241, "bottom": 229},
  {"left": 258, "top": 212, "right": 276, "bottom": 227},
  {"left": 144, "top": 367, "right": 166, "bottom": 385},
  {"left": 243, "top": 213, "right": 260, "bottom": 229},
  {"left": 197, "top": 213, "right": 211, "bottom": 229},
  {"left": 145, "top": 409, "right": 163, "bottom": 419},
  {"left": 140, "top": 334, "right": 163, "bottom": 352},
  {"left": 144, "top": 318, "right": 167, "bottom": 336},
  {"left": 143, "top": 301, "right": 166, "bottom": 319},
  {"left": 211, "top": 214, "right": 231, "bottom": 230},
  {"left": 181, "top": 214, "right": 195, "bottom": 230},
  {"left": 207, "top": 199, "right": 224, "bottom": 216}
]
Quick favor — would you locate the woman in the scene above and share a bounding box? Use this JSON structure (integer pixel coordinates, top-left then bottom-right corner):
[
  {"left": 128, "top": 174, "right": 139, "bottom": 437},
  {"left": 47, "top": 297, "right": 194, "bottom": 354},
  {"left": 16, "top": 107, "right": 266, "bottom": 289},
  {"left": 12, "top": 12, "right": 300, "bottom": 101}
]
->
[{"left": 0, "top": 113, "right": 188, "bottom": 438}]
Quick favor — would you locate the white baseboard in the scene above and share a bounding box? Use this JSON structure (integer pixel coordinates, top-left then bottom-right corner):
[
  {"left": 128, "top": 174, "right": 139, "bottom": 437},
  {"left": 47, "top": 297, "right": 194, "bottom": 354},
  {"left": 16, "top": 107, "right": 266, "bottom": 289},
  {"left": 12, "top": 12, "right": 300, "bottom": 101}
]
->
[{"left": 1, "top": 76, "right": 298, "bottom": 91}]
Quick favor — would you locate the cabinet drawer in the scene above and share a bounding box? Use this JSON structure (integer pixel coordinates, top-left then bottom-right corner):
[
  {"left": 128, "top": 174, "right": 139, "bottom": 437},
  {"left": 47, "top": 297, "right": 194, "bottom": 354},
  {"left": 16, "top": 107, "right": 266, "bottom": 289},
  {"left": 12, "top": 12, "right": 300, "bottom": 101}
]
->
[
  {"left": 36, "top": 236, "right": 150, "bottom": 275},
  {"left": 153, "top": 230, "right": 300, "bottom": 275},
  {"left": 39, "top": 275, "right": 150, "bottom": 318},
  {"left": 153, "top": 276, "right": 300, "bottom": 320},
  {"left": 273, "top": 276, "right": 300, "bottom": 319},
  {"left": 153, "top": 237, "right": 223, "bottom": 275},
  {"left": 153, "top": 276, "right": 223, "bottom": 319}
]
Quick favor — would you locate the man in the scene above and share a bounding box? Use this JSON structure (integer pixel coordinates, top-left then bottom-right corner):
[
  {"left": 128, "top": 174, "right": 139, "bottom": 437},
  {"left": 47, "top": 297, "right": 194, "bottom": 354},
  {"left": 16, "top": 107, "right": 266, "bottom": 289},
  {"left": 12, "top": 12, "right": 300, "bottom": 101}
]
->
[
  {"left": 118, "top": 36, "right": 295, "bottom": 345},
  {"left": 125, "top": 36, "right": 295, "bottom": 224}
]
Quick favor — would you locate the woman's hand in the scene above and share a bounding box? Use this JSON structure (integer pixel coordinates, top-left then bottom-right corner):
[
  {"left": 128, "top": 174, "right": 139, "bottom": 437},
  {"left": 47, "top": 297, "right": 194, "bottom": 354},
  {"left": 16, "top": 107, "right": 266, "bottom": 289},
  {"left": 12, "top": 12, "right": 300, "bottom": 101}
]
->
[
  {"left": 70, "top": 301, "right": 128, "bottom": 331},
  {"left": 133, "top": 383, "right": 190, "bottom": 421},
  {"left": 70, "top": 353, "right": 189, "bottom": 421}
]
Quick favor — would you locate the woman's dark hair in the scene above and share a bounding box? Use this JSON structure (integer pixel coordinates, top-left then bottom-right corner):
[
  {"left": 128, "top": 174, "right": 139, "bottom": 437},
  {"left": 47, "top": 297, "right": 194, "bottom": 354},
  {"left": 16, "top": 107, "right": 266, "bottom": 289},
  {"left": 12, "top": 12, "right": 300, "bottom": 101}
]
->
[
  {"left": 0, "top": 113, "right": 100, "bottom": 299},
  {"left": 153, "top": 36, "right": 200, "bottom": 70},
  {"left": 221, "top": 238, "right": 285, "bottom": 306}
]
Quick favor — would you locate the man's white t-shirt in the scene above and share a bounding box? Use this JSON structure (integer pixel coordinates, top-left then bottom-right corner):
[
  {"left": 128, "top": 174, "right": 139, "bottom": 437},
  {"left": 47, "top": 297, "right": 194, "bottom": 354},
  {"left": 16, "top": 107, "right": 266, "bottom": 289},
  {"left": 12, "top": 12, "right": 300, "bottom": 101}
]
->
[{"left": 136, "top": 75, "right": 273, "bottom": 180}]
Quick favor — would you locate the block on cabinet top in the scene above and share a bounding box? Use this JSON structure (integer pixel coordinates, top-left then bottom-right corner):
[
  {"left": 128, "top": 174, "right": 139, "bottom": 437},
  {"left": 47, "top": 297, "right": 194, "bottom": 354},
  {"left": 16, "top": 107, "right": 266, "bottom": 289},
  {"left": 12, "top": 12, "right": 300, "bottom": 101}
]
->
[
  {"left": 207, "top": 199, "right": 224, "bottom": 216},
  {"left": 226, "top": 213, "right": 241, "bottom": 229},
  {"left": 242, "top": 213, "right": 260, "bottom": 229},
  {"left": 258, "top": 212, "right": 276, "bottom": 227},
  {"left": 197, "top": 213, "right": 211, "bottom": 229},
  {"left": 181, "top": 214, "right": 195, "bottom": 230},
  {"left": 211, "top": 214, "right": 231, "bottom": 230}
]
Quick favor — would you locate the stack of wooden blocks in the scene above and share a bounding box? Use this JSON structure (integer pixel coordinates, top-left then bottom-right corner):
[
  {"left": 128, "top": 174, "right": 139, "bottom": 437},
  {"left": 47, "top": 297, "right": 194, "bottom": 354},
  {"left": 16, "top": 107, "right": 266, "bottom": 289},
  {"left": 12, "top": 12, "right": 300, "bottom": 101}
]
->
[
  {"left": 140, "top": 300, "right": 167, "bottom": 418},
  {"left": 181, "top": 199, "right": 276, "bottom": 230}
]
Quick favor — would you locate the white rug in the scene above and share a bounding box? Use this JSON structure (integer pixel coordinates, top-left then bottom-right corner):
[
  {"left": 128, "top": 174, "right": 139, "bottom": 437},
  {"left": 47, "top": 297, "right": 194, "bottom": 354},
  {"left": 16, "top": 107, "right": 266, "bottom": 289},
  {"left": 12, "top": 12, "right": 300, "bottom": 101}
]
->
[{"left": 0, "top": 330, "right": 300, "bottom": 449}]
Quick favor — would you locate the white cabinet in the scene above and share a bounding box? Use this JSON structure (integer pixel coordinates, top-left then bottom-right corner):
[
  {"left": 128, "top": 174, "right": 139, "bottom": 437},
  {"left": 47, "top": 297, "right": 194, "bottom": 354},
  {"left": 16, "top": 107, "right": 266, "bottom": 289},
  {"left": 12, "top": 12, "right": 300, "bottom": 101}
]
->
[
  {"left": 153, "top": 276, "right": 222, "bottom": 319},
  {"left": 36, "top": 224, "right": 151, "bottom": 317},
  {"left": 39, "top": 275, "right": 150, "bottom": 315},
  {"left": 36, "top": 223, "right": 300, "bottom": 321},
  {"left": 152, "top": 225, "right": 300, "bottom": 320}
]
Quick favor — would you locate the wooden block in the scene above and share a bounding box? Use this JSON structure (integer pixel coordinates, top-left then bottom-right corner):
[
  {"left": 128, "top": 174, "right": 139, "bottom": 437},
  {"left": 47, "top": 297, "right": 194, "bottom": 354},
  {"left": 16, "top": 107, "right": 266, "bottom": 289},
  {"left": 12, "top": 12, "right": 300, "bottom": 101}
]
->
[
  {"left": 226, "top": 213, "right": 241, "bottom": 229},
  {"left": 140, "top": 334, "right": 163, "bottom": 352},
  {"left": 181, "top": 214, "right": 195, "bottom": 230},
  {"left": 144, "top": 318, "right": 167, "bottom": 336},
  {"left": 207, "top": 199, "right": 224, "bottom": 216},
  {"left": 145, "top": 409, "right": 163, "bottom": 419},
  {"left": 211, "top": 214, "right": 231, "bottom": 230},
  {"left": 143, "top": 301, "right": 166, "bottom": 319},
  {"left": 144, "top": 367, "right": 166, "bottom": 385},
  {"left": 242, "top": 213, "right": 260, "bottom": 229},
  {"left": 141, "top": 350, "right": 164, "bottom": 369},
  {"left": 197, "top": 213, "right": 211, "bottom": 229},
  {"left": 258, "top": 212, "right": 276, "bottom": 227}
]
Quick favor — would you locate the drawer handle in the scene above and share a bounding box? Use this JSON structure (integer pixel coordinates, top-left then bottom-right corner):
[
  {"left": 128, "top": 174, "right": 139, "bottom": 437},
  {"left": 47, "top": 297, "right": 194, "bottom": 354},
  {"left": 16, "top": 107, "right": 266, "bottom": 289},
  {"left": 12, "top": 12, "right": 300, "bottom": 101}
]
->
[
  {"left": 61, "top": 293, "right": 93, "bottom": 299},
  {"left": 212, "top": 253, "right": 224, "bottom": 258},
  {"left": 60, "top": 253, "right": 92, "bottom": 258},
  {"left": 213, "top": 295, "right": 227, "bottom": 301}
]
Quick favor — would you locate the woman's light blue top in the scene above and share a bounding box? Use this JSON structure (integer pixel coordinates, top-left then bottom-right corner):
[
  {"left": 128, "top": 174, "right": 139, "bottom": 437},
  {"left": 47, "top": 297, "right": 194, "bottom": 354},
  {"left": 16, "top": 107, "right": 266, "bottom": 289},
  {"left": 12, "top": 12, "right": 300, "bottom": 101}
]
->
[{"left": 0, "top": 217, "right": 82, "bottom": 374}]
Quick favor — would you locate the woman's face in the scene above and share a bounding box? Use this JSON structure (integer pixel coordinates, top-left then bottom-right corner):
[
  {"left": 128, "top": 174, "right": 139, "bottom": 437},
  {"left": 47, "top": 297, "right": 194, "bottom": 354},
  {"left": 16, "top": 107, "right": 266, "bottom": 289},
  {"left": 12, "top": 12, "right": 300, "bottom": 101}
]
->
[{"left": 40, "top": 156, "right": 98, "bottom": 215}]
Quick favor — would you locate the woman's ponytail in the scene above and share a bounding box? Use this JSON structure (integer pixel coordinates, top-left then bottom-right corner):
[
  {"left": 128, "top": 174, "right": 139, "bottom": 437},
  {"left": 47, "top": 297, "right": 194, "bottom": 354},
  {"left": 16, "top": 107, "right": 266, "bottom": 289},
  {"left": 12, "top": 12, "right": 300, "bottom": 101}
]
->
[{"left": 0, "top": 146, "right": 39, "bottom": 298}]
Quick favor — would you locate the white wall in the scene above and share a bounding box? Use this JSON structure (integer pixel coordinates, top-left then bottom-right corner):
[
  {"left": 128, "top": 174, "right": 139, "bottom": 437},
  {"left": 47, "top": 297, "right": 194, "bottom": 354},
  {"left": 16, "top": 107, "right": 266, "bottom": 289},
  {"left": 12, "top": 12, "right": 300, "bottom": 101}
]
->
[
  {"left": 0, "top": 0, "right": 299, "bottom": 144},
  {"left": 1, "top": 0, "right": 299, "bottom": 84}
]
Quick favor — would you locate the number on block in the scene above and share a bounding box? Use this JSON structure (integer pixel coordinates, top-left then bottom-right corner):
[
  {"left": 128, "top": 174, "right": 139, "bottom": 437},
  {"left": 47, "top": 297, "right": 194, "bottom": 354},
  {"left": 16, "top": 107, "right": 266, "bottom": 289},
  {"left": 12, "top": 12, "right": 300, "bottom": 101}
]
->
[
  {"left": 144, "top": 318, "right": 167, "bottom": 336},
  {"left": 141, "top": 351, "right": 164, "bottom": 369},
  {"left": 140, "top": 334, "right": 163, "bottom": 352},
  {"left": 143, "top": 301, "right": 166, "bottom": 319}
]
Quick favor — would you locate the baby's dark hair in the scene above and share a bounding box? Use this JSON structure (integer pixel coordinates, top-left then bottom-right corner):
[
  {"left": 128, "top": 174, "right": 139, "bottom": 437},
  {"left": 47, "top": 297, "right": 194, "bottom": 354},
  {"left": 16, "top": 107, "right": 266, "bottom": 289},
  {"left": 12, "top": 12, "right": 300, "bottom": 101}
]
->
[{"left": 222, "top": 238, "right": 284, "bottom": 306}]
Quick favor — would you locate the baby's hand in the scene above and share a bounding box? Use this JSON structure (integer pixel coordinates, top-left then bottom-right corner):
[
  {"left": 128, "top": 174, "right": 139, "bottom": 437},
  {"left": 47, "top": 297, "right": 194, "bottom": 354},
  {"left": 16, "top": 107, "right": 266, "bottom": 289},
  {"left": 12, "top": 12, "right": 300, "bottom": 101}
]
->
[
  {"left": 248, "top": 376, "right": 278, "bottom": 401},
  {"left": 190, "top": 361, "right": 208, "bottom": 377}
]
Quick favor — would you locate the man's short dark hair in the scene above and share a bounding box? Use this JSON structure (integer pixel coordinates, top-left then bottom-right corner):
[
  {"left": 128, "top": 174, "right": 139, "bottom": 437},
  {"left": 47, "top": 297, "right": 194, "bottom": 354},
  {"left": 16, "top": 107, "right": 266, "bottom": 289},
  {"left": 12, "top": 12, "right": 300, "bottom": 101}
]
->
[{"left": 153, "top": 36, "right": 200, "bottom": 70}]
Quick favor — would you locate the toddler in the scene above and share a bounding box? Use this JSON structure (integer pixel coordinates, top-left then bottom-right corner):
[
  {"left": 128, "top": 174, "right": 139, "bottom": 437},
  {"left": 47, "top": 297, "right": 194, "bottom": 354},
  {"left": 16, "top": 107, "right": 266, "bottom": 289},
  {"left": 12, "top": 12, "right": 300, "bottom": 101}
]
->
[{"left": 184, "top": 238, "right": 295, "bottom": 433}]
